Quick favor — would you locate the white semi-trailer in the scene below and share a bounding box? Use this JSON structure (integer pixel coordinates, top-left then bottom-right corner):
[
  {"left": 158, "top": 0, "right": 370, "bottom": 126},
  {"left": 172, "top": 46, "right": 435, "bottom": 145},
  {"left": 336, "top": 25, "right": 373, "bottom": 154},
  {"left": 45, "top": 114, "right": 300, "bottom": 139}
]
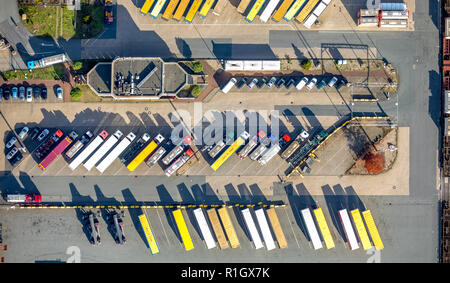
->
[
  {"left": 84, "top": 130, "right": 123, "bottom": 171},
  {"left": 96, "top": 132, "right": 136, "bottom": 173},
  {"left": 68, "top": 130, "right": 109, "bottom": 171}
]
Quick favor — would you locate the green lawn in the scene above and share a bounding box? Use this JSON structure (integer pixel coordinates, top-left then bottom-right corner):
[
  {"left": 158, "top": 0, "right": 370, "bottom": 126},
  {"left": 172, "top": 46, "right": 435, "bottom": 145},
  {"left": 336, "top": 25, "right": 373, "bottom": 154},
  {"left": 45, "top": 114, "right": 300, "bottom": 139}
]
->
[
  {"left": 1, "top": 64, "right": 65, "bottom": 80},
  {"left": 20, "top": 4, "right": 104, "bottom": 40},
  {"left": 20, "top": 5, "right": 58, "bottom": 37},
  {"left": 62, "top": 7, "right": 76, "bottom": 39}
]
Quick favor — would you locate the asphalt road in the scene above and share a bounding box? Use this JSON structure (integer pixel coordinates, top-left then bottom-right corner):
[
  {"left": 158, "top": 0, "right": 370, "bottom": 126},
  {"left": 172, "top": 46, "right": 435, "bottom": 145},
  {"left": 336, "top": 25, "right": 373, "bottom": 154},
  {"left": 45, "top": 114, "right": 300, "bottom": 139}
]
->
[{"left": 0, "top": 0, "right": 441, "bottom": 262}]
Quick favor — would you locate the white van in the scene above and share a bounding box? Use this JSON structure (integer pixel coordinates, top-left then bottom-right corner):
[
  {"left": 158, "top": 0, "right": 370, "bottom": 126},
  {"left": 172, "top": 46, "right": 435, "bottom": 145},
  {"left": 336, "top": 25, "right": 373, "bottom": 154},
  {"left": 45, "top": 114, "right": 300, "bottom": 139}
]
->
[
  {"left": 221, "top": 78, "right": 237, "bottom": 94},
  {"left": 296, "top": 77, "right": 309, "bottom": 90}
]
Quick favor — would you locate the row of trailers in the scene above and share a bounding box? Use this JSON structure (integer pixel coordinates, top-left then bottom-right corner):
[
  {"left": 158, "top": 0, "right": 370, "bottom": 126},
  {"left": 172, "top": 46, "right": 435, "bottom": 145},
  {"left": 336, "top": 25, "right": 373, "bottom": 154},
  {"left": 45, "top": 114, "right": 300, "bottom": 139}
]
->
[
  {"left": 139, "top": 0, "right": 331, "bottom": 27},
  {"left": 138, "top": 205, "right": 384, "bottom": 254},
  {"left": 140, "top": 0, "right": 227, "bottom": 22},
  {"left": 357, "top": 2, "right": 409, "bottom": 28},
  {"left": 36, "top": 127, "right": 195, "bottom": 176}
]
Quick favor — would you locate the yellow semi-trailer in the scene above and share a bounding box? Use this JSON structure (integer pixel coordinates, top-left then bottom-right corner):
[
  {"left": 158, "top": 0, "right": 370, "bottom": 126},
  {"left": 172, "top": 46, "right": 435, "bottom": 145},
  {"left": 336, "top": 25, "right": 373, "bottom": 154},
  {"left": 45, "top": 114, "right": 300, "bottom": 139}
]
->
[
  {"left": 173, "top": 0, "right": 191, "bottom": 20},
  {"left": 140, "top": 0, "right": 156, "bottom": 15},
  {"left": 173, "top": 209, "right": 194, "bottom": 251},
  {"left": 210, "top": 131, "right": 250, "bottom": 171},
  {"left": 295, "top": 0, "right": 319, "bottom": 23},
  {"left": 185, "top": 0, "right": 203, "bottom": 22},
  {"left": 272, "top": 0, "right": 294, "bottom": 21},
  {"left": 199, "top": 0, "right": 215, "bottom": 17},
  {"left": 162, "top": 0, "right": 180, "bottom": 20},
  {"left": 283, "top": 0, "right": 306, "bottom": 21},
  {"left": 127, "top": 134, "right": 165, "bottom": 172},
  {"left": 237, "top": 0, "right": 252, "bottom": 14}
]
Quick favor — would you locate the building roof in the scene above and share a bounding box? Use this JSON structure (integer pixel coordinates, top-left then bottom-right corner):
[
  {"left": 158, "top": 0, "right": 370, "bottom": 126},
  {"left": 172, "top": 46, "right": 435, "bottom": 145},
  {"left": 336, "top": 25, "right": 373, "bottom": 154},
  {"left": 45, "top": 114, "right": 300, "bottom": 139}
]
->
[{"left": 87, "top": 62, "right": 112, "bottom": 94}]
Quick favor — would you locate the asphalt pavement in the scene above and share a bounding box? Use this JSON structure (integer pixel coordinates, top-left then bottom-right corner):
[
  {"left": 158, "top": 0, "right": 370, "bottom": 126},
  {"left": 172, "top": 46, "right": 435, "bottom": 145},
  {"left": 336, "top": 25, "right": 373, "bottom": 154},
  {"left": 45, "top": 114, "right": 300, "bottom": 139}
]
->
[{"left": 0, "top": 0, "right": 441, "bottom": 262}]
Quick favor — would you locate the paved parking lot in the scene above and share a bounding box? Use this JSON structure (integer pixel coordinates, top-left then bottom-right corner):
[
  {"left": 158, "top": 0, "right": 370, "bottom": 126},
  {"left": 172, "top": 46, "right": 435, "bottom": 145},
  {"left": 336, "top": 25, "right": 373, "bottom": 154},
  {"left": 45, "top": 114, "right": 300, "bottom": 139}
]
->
[
  {"left": 130, "top": 0, "right": 415, "bottom": 31},
  {"left": 0, "top": 188, "right": 436, "bottom": 263}
]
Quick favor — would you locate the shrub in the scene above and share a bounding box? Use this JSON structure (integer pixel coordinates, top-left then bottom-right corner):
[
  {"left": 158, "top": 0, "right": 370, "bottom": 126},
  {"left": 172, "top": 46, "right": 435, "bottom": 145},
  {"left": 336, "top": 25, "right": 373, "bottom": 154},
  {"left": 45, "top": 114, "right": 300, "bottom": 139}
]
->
[
  {"left": 82, "top": 15, "right": 91, "bottom": 24},
  {"left": 301, "top": 59, "right": 312, "bottom": 70},
  {"left": 70, "top": 87, "right": 82, "bottom": 100},
  {"left": 73, "top": 61, "right": 83, "bottom": 71},
  {"left": 191, "top": 61, "right": 203, "bottom": 73},
  {"left": 190, "top": 85, "right": 201, "bottom": 97},
  {"left": 363, "top": 151, "right": 385, "bottom": 174}
]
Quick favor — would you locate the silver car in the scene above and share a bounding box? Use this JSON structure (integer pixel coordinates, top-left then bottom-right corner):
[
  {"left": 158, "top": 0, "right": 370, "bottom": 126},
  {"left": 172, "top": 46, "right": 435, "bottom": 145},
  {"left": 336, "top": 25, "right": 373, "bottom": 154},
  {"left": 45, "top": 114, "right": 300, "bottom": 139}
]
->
[
  {"left": 18, "top": 126, "right": 29, "bottom": 139},
  {"left": 6, "top": 146, "right": 18, "bottom": 160},
  {"left": 6, "top": 136, "right": 17, "bottom": 149},
  {"left": 247, "top": 78, "right": 258, "bottom": 89},
  {"left": 37, "top": 129, "right": 49, "bottom": 141},
  {"left": 26, "top": 87, "right": 32, "bottom": 102},
  {"left": 19, "top": 86, "right": 25, "bottom": 101},
  {"left": 328, "top": 76, "right": 338, "bottom": 87},
  {"left": 56, "top": 87, "right": 63, "bottom": 100},
  {"left": 306, "top": 78, "right": 318, "bottom": 90}
]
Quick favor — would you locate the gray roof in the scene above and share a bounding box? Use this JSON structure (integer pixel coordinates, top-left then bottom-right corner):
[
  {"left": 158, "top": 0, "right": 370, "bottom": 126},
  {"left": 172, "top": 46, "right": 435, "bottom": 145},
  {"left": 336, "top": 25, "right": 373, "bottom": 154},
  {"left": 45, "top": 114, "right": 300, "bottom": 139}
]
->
[{"left": 87, "top": 63, "right": 112, "bottom": 94}]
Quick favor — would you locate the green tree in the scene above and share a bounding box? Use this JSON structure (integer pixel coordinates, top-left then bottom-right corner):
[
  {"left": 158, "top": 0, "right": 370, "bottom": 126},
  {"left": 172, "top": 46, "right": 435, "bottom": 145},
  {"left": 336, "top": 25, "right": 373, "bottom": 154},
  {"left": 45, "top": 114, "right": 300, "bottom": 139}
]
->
[
  {"left": 191, "top": 61, "right": 203, "bottom": 73},
  {"left": 70, "top": 87, "right": 82, "bottom": 100},
  {"left": 73, "top": 61, "right": 83, "bottom": 71},
  {"left": 190, "top": 85, "right": 201, "bottom": 97},
  {"left": 301, "top": 59, "right": 312, "bottom": 70},
  {"left": 82, "top": 15, "right": 91, "bottom": 24}
]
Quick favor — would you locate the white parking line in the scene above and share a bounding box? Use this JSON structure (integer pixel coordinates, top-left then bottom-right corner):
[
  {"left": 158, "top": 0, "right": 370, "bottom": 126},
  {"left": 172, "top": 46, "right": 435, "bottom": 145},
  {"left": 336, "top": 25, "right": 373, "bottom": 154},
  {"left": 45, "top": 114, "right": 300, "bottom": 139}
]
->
[
  {"left": 148, "top": 208, "right": 172, "bottom": 248},
  {"left": 282, "top": 206, "right": 300, "bottom": 249}
]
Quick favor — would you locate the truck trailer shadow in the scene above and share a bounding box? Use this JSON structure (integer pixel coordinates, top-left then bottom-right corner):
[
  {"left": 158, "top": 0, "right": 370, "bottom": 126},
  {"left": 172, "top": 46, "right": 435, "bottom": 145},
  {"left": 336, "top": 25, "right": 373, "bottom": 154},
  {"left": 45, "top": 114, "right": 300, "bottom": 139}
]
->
[
  {"left": 156, "top": 184, "right": 181, "bottom": 243},
  {"left": 121, "top": 188, "right": 147, "bottom": 248},
  {"left": 70, "top": 183, "right": 97, "bottom": 244}
]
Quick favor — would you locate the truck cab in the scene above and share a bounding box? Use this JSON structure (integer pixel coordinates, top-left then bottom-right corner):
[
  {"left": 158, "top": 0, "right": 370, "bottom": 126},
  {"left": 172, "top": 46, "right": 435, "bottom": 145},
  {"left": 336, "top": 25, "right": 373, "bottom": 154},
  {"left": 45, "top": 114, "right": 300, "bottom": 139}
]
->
[
  {"left": 6, "top": 194, "right": 42, "bottom": 203},
  {"left": 104, "top": 0, "right": 114, "bottom": 24}
]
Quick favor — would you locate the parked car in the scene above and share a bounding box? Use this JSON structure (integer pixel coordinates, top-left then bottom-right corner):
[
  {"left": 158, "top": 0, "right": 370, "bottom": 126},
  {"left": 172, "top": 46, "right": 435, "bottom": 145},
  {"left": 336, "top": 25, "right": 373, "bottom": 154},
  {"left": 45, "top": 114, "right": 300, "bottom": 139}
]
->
[
  {"left": 26, "top": 87, "right": 33, "bottom": 102},
  {"left": 296, "top": 77, "right": 309, "bottom": 90},
  {"left": 33, "top": 87, "right": 40, "bottom": 99},
  {"left": 316, "top": 78, "right": 327, "bottom": 89},
  {"left": 37, "top": 129, "right": 49, "bottom": 142},
  {"left": 6, "top": 146, "right": 19, "bottom": 160},
  {"left": 257, "top": 77, "right": 267, "bottom": 88},
  {"left": 69, "top": 131, "right": 79, "bottom": 140},
  {"left": 0, "top": 87, "right": 3, "bottom": 101},
  {"left": 247, "top": 78, "right": 258, "bottom": 89},
  {"left": 41, "top": 87, "right": 47, "bottom": 100},
  {"left": 335, "top": 79, "right": 347, "bottom": 90},
  {"left": 6, "top": 136, "right": 17, "bottom": 149},
  {"left": 328, "top": 76, "right": 338, "bottom": 87},
  {"left": 18, "top": 127, "right": 29, "bottom": 140},
  {"left": 56, "top": 87, "right": 63, "bottom": 100},
  {"left": 19, "top": 86, "right": 25, "bottom": 101},
  {"left": 285, "top": 78, "right": 295, "bottom": 89},
  {"left": 11, "top": 87, "right": 18, "bottom": 99},
  {"left": 9, "top": 151, "right": 22, "bottom": 166},
  {"left": 3, "top": 86, "right": 10, "bottom": 100},
  {"left": 30, "top": 127, "right": 41, "bottom": 140},
  {"left": 306, "top": 78, "right": 318, "bottom": 90},
  {"left": 267, "top": 77, "right": 277, "bottom": 88},
  {"left": 336, "top": 59, "right": 347, "bottom": 65},
  {"left": 236, "top": 78, "right": 248, "bottom": 89},
  {"left": 275, "top": 78, "right": 286, "bottom": 88}
]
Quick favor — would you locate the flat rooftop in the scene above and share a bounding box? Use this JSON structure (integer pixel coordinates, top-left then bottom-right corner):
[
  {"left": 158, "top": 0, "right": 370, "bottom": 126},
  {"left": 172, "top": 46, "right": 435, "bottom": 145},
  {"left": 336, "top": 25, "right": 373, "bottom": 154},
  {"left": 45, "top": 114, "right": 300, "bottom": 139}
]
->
[{"left": 87, "top": 62, "right": 112, "bottom": 94}]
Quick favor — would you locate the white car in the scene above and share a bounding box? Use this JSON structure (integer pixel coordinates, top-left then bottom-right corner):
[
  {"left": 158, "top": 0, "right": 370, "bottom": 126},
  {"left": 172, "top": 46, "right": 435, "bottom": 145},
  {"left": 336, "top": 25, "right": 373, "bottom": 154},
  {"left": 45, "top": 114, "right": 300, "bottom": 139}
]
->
[
  {"left": 6, "top": 136, "right": 17, "bottom": 149},
  {"left": 18, "top": 127, "right": 29, "bottom": 139},
  {"left": 37, "top": 129, "right": 50, "bottom": 141},
  {"left": 56, "top": 87, "right": 63, "bottom": 100},
  {"left": 336, "top": 59, "right": 347, "bottom": 65},
  {"left": 6, "top": 146, "right": 18, "bottom": 160},
  {"left": 26, "top": 87, "right": 33, "bottom": 102},
  {"left": 306, "top": 78, "right": 318, "bottom": 90},
  {"left": 296, "top": 77, "right": 309, "bottom": 90},
  {"left": 328, "top": 76, "right": 338, "bottom": 87}
]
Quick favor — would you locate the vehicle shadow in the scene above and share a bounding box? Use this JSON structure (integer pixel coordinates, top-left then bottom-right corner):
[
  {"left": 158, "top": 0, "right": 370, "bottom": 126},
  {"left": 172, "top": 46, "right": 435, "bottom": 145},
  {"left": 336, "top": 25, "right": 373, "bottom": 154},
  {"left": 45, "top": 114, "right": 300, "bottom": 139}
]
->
[
  {"left": 156, "top": 184, "right": 181, "bottom": 243},
  {"left": 69, "top": 183, "right": 96, "bottom": 244},
  {"left": 176, "top": 183, "right": 203, "bottom": 241},
  {"left": 94, "top": 185, "right": 120, "bottom": 242},
  {"left": 121, "top": 188, "right": 147, "bottom": 247},
  {"left": 321, "top": 184, "right": 346, "bottom": 241}
]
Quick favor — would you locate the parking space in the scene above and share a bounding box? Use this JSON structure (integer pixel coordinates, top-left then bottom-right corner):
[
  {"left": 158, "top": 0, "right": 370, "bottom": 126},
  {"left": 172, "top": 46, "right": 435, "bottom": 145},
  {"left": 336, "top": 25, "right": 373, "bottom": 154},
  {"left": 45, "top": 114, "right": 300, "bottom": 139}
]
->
[
  {"left": 128, "top": 0, "right": 414, "bottom": 31},
  {"left": 0, "top": 82, "right": 65, "bottom": 104}
]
